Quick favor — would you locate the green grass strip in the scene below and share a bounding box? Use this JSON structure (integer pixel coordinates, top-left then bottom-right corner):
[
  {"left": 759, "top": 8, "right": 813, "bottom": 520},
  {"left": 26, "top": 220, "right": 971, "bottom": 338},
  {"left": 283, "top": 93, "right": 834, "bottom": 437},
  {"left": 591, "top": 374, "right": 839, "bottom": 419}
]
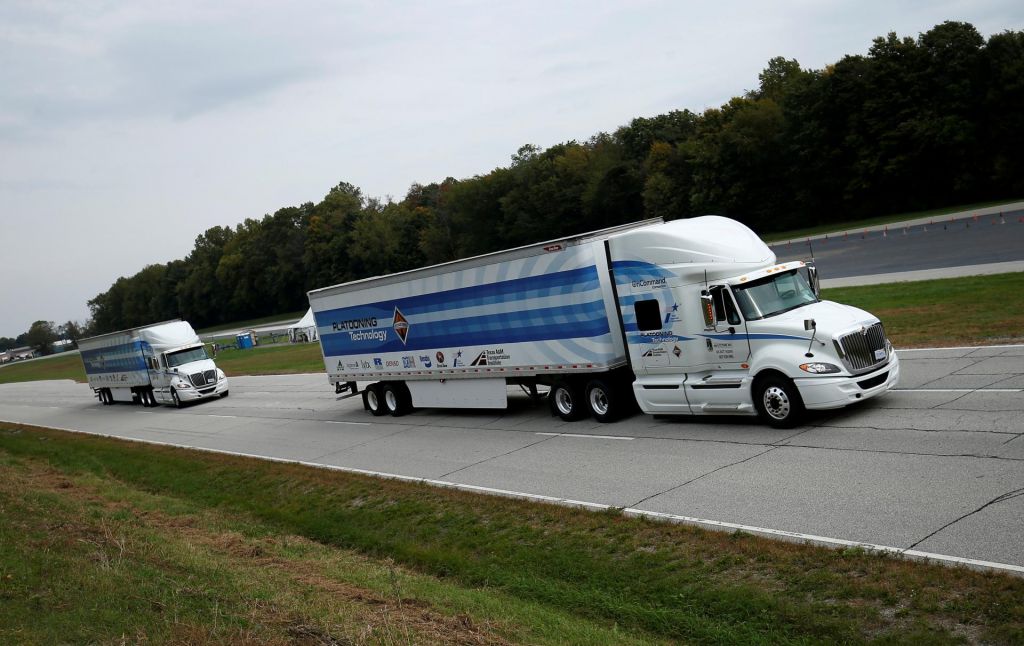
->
[{"left": 2, "top": 425, "right": 1021, "bottom": 644}]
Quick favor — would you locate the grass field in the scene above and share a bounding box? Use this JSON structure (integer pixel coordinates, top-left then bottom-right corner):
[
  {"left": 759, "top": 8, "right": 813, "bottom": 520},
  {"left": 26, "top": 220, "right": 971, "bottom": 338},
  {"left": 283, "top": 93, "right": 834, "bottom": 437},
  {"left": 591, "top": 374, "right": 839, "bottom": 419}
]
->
[
  {"left": 822, "top": 272, "right": 1024, "bottom": 347},
  {"left": 0, "top": 352, "right": 85, "bottom": 384},
  {"left": 760, "top": 198, "right": 1023, "bottom": 243},
  {"left": 2, "top": 423, "right": 1022, "bottom": 645},
  {"left": 3, "top": 273, "right": 1021, "bottom": 386}
]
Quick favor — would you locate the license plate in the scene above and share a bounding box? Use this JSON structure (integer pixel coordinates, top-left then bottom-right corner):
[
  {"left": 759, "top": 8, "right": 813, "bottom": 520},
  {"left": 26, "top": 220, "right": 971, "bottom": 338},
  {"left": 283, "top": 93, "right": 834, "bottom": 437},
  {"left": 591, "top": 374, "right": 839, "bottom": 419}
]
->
[{"left": 874, "top": 349, "right": 886, "bottom": 360}]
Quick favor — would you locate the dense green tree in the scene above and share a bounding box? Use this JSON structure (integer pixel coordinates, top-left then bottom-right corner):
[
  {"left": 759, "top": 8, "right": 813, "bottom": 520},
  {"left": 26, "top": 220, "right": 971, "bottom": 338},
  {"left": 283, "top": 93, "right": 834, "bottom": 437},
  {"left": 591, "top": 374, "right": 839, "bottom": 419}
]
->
[{"left": 25, "top": 321, "right": 56, "bottom": 355}]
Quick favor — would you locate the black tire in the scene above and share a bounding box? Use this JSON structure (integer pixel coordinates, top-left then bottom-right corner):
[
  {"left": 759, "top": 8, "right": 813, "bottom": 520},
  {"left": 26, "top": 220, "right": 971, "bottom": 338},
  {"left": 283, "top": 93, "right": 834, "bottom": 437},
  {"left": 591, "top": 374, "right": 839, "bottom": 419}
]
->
[
  {"left": 171, "top": 388, "right": 182, "bottom": 409},
  {"left": 549, "top": 380, "right": 587, "bottom": 422},
  {"left": 585, "top": 378, "right": 621, "bottom": 423},
  {"left": 753, "top": 374, "right": 805, "bottom": 428},
  {"left": 382, "top": 382, "right": 412, "bottom": 417},
  {"left": 363, "top": 383, "right": 387, "bottom": 416},
  {"left": 141, "top": 389, "right": 151, "bottom": 407},
  {"left": 220, "top": 391, "right": 229, "bottom": 398},
  {"left": 102, "top": 389, "right": 113, "bottom": 405}
]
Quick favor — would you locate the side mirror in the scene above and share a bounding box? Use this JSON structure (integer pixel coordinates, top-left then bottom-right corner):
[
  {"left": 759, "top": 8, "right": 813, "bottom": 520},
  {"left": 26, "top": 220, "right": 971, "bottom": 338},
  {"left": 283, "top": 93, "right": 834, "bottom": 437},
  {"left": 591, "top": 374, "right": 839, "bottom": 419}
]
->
[
  {"left": 804, "top": 319, "right": 816, "bottom": 331},
  {"left": 807, "top": 264, "right": 820, "bottom": 298},
  {"left": 700, "top": 292, "right": 715, "bottom": 330}
]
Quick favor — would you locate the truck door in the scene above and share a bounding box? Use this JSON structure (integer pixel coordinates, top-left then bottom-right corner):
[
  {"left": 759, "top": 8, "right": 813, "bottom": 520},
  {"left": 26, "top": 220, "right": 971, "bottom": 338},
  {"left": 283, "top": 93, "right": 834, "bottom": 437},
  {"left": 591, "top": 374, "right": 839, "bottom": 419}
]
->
[{"left": 696, "top": 284, "right": 750, "bottom": 371}]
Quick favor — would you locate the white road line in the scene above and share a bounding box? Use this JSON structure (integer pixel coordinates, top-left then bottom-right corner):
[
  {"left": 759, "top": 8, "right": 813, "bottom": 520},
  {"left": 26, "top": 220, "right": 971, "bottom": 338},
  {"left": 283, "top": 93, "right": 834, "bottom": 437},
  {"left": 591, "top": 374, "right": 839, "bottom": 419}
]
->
[
  {"left": 898, "top": 343, "right": 1024, "bottom": 351},
  {"left": 323, "top": 420, "right": 371, "bottom": 426},
  {"left": 1, "top": 417, "right": 1022, "bottom": 576},
  {"left": 206, "top": 414, "right": 238, "bottom": 418},
  {"left": 894, "top": 388, "right": 1022, "bottom": 393},
  {"left": 536, "top": 432, "right": 635, "bottom": 441}
]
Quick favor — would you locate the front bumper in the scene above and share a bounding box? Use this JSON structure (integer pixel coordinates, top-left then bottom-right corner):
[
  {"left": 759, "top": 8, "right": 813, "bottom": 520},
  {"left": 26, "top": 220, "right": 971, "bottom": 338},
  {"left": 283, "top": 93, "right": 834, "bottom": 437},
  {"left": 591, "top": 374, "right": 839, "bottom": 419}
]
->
[
  {"left": 176, "top": 377, "right": 229, "bottom": 402},
  {"left": 794, "top": 353, "right": 900, "bottom": 410}
]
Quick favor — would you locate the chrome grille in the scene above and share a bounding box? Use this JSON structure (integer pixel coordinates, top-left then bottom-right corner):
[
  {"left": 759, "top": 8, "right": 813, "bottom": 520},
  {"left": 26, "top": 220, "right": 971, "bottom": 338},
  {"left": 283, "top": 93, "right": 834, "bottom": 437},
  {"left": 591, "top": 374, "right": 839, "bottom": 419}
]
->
[
  {"left": 189, "top": 370, "right": 217, "bottom": 387},
  {"left": 836, "top": 323, "right": 888, "bottom": 373}
]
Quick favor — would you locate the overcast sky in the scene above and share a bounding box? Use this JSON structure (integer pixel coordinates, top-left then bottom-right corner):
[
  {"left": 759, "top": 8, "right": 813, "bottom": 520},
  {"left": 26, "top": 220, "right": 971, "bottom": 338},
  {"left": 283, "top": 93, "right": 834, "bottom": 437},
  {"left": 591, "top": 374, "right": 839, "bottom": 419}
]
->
[{"left": 1, "top": 1, "right": 1021, "bottom": 338}]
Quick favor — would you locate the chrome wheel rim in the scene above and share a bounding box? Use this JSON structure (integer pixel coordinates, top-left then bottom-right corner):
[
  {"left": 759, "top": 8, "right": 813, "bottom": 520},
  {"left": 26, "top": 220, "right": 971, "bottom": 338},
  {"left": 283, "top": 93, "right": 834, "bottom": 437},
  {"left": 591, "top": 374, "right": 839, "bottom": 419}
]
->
[
  {"left": 385, "top": 389, "right": 398, "bottom": 412},
  {"left": 589, "top": 388, "right": 609, "bottom": 416},
  {"left": 367, "top": 390, "right": 380, "bottom": 411},
  {"left": 555, "top": 388, "right": 574, "bottom": 416},
  {"left": 763, "top": 386, "right": 790, "bottom": 420}
]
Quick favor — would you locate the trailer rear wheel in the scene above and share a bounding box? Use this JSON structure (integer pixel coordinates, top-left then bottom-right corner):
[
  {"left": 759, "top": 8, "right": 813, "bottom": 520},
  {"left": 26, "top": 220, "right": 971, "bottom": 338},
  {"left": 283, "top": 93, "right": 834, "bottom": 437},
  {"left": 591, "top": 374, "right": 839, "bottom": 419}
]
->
[
  {"left": 382, "top": 382, "right": 412, "bottom": 417},
  {"left": 549, "top": 381, "right": 587, "bottom": 422},
  {"left": 363, "top": 383, "right": 387, "bottom": 416},
  {"left": 585, "top": 379, "right": 621, "bottom": 423},
  {"left": 753, "top": 374, "right": 805, "bottom": 428}
]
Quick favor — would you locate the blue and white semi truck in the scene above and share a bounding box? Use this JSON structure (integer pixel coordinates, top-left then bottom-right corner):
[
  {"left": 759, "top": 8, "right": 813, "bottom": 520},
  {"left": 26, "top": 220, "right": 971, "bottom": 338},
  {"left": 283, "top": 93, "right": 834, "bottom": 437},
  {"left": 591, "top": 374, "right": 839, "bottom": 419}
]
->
[
  {"left": 79, "top": 320, "right": 228, "bottom": 408},
  {"left": 308, "top": 216, "right": 899, "bottom": 427}
]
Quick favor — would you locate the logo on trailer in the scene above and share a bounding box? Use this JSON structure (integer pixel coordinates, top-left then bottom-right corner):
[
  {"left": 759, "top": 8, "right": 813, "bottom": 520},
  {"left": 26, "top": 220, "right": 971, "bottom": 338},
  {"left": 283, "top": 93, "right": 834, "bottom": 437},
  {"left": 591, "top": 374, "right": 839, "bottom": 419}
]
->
[
  {"left": 470, "top": 348, "right": 510, "bottom": 367},
  {"left": 393, "top": 307, "right": 410, "bottom": 344},
  {"left": 402, "top": 356, "right": 416, "bottom": 368},
  {"left": 419, "top": 355, "right": 432, "bottom": 368},
  {"left": 453, "top": 350, "right": 464, "bottom": 368},
  {"left": 373, "top": 358, "right": 384, "bottom": 368}
]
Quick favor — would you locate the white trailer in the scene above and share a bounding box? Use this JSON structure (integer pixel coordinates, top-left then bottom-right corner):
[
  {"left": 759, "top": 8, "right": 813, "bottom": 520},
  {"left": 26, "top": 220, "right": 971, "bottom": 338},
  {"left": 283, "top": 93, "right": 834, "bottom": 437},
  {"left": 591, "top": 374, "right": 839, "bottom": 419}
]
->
[
  {"left": 79, "top": 320, "right": 229, "bottom": 408},
  {"left": 308, "top": 216, "right": 899, "bottom": 427}
]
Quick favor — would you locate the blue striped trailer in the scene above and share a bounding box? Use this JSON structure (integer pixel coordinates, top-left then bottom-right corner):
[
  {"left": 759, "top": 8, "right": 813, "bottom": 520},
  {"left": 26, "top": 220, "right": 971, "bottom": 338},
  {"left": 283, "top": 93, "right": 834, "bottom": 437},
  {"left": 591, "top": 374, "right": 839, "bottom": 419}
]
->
[{"left": 308, "top": 216, "right": 898, "bottom": 426}]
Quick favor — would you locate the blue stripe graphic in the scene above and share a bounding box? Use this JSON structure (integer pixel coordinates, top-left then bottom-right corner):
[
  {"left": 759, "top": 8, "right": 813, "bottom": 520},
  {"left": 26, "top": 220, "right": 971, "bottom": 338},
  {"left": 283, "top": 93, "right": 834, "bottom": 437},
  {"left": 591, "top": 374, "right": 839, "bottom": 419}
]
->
[
  {"left": 321, "top": 301, "right": 611, "bottom": 356},
  {"left": 81, "top": 341, "right": 147, "bottom": 375},
  {"left": 316, "top": 266, "right": 600, "bottom": 324},
  {"left": 317, "top": 265, "right": 612, "bottom": 358}
]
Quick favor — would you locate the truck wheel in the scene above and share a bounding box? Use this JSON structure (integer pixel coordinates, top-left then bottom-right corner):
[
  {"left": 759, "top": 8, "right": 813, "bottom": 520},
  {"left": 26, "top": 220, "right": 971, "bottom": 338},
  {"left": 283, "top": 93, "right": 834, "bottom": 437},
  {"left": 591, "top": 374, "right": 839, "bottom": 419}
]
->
[
  {"left": 220, "top": 391, "right": 229, "bottom": 398},
  {"left": 363, "top": 383, "right": 387, "bottom": 416},
  {"left": 382, "top": 382, "right": 412, "bottom": 417},
  {"left": 549, "top": 381, "right": 587, "bottom": 422},
  {"left": 585, "top": 379, "right": 620, "bottom": 423},
  {"left": 754, "top": 375, "right": 805, "bottom": 428},
  {"left": 171, "top": 388, "right": 182, "bottom": 409},
  {"left": 102, "top": 389, "right": 113, "bottom": 405}
]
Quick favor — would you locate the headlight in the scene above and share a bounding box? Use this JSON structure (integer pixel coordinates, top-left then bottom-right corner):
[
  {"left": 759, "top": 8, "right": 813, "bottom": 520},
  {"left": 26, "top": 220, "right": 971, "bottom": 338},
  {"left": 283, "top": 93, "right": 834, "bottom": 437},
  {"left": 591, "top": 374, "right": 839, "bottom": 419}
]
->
[
  {"left": 799, "top": 362, "right": 841, "bottom": 374},
  {"left": 176, "top": 380, "right": 193, "bottom": 389},
  {"left": 217, "top": 369, "right": 226, "bottom": 381}
]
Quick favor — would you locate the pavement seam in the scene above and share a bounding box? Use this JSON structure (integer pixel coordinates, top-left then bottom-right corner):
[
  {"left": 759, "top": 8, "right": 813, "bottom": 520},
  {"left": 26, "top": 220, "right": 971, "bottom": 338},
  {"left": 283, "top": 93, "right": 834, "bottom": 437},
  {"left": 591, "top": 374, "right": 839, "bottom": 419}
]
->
[
  {"left": 435, "top": 433, "right": 561, "bottom": 480},
  {"left": 626, "top": 445, "right": 778, "bottom": 508},
  {"left": 906, "top": 485, "right": 1024, "bottom": 551}
]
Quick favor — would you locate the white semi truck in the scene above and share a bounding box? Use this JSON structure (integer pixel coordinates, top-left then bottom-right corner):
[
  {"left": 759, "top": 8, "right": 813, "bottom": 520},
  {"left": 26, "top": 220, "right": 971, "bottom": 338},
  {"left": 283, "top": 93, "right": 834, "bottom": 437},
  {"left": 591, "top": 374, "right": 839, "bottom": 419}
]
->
[
  {"left": 79, "top": 320, "right": 229, "bottom": 408},
  {"left": 308, "top": 216, "right": 899, "bottom": 427}
]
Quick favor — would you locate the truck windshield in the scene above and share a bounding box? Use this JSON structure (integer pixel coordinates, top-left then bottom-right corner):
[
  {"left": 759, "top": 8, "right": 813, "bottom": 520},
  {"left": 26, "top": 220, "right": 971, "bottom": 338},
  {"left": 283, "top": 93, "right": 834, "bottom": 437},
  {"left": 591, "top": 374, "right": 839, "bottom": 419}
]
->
[
  {"left": 732, "top": 270, "right": 818, "bottom": 320},
  {"left": 166, "top": 346, "right": 209, "bottom": 368}
]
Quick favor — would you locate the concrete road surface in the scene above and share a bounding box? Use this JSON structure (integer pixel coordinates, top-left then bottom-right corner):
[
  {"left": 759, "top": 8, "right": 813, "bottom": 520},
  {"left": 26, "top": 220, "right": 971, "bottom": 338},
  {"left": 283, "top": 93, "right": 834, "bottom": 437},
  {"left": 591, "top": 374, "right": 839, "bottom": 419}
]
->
[{"left": 1, "top": 344, "right": 1022, "bottom": 573}]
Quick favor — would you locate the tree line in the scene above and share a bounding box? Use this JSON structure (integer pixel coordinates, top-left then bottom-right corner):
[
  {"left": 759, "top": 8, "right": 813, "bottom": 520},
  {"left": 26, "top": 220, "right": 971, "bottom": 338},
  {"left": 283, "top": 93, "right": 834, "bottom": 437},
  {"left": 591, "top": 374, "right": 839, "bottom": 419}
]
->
[{"left": 79, "top": 21, "right": 1023, "bottom": 336}]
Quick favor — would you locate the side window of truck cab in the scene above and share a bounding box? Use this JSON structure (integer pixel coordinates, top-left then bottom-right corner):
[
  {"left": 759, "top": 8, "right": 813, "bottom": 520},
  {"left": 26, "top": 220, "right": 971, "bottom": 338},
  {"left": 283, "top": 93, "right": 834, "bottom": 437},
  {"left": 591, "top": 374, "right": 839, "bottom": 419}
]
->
[
  {"left": 633, "top": 299, "right": 662, "bottom": 331},
  {"left": 709, "top": 286, "right": 742, "bottom": 326}
]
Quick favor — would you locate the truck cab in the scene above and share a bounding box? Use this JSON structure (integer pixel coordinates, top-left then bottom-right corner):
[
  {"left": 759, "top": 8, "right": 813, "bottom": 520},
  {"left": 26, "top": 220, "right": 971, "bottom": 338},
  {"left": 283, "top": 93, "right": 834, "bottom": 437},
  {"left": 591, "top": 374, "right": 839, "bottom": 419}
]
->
[
  {"left": 145, "top": 342, "right": 229, "bottom": 408},
  {"left": 612, "top": 217, "right": 899, "bottom": 427}
]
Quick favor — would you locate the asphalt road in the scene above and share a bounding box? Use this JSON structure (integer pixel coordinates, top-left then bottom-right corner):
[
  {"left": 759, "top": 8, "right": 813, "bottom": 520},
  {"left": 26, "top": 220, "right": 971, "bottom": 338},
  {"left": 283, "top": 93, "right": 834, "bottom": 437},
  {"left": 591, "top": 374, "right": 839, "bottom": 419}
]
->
[
  {"left": 2, "top": 344, "right": 1022, "bottom": 573},
  {"left": 772, "top": 208, "right": 1024, "bottom": 279}
]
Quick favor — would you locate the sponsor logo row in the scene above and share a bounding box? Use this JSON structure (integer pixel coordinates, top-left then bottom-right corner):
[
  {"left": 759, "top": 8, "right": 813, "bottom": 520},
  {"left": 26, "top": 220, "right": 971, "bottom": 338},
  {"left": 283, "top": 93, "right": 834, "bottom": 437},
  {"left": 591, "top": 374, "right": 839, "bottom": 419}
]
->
[{"left": 335, "top": 348, "right": 511, "bottom": 373}]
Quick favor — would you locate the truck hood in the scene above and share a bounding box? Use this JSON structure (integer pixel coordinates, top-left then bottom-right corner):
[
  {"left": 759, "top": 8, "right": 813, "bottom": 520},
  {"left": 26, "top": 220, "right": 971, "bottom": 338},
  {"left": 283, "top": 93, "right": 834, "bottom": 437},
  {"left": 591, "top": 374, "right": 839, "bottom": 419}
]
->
[
  {"left": 172, "top": 359, "right": 219, "bottom": 378},
  {"left": 747, "top": 300, "right": 879, "bottom": 339}
]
